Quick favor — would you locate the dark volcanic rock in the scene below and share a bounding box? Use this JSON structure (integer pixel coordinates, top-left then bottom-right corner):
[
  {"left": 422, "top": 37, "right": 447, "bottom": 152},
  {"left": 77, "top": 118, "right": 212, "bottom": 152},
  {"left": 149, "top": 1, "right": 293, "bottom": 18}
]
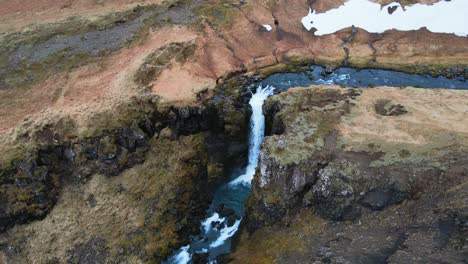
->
[
  {"left": 361, "top": 186, "right": 408, "bottom": 211},
  {"left": 0, "top": 87, "right": 251, "bottom": 235},
  {"left": 215, "top": 203, "right": 225, "bottom": 214},
  {"left": 220, "top": 208, "right": 235, "bottom": 218},
  {"left": 388, "top": 5, "right": 398, "bottom": 14},
  {"left": 246, "top": 88, "right": 359, "bottom": 228},
  {"left": 234, "top": 87, "right": 468, "bottom": 263},
  {"left": 192, "top": 252, "right": 209, "bottom": 264},
  {"left": 306, "top": 160, "right": 363, "bottom": 220},
  {"left": 66, "top": 238, "right": 107, "bottom": 264},
  {"left": 374, "top": 99, "right": 408, "bottom": 116},
  {"left": 226, "top": 215, "right": 239, "bottom": 227}
]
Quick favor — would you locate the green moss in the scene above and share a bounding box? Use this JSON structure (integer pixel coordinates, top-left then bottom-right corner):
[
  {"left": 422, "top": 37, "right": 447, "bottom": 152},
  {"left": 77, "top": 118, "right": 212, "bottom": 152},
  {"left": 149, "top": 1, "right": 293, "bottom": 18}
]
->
[
  {"left": 262, "top": 184, "right": 284, "bottom": 207},
  {"left": 82, "top": 97, "right": 158, "bottom": 138},
  {"left": 399, "top": 149, "right": 411, "bottom": 158},
  {"left": 111, "top": 133, "right": 213, "bottom": 262},
  {"left": 257, "top": 62, "right": 310, "bottom": 79},
  {"left": 207, "top": 162, "right": 223, "bottom": 183},
  {"left": 224, "top": 110, "right": 246, "bottom": 137},
  {"left": 2, "top": 48, "right": 96, "bottom": 88},
  {"left": 0, "top": 5, "right": 168, "bottom": 89},
  {"left": 263, "top": 88, "right": 350, "bottom": 166},
  {"left": 229, "top": 210, "right": 324, "bottom": 263},
  {"left": 0, "top": 51, "right": 8, "bottom": 68},
  {"left": 99, "top": 136, "right": 118, "bottom": 154},
  {"left": 134, "top": 42, "right": 196, "bottom": 87},
  {"left": 348, "top": 60, "right": 465, "bottom": 78},
  {"left": 192, "top": 0, "right": 239, "bottom": 29}
]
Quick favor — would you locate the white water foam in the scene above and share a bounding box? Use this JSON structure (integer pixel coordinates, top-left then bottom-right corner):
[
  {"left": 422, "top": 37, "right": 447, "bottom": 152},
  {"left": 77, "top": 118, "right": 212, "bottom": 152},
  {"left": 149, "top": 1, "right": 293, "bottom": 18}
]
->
[
  {"left": 209, "top": 218, "right": 242, "bottom": 248},
  {"left": 201, "top": 213, "right": 225, "bottom": 233},
  {"left": 169, "top": 245, "right": 191, "bottom": 264},
  {"left": 316, "top": 73, "right": 350, "bottom": 85},
  {"left": 301, "top": 0, "right": 468, "bottom": 36},
  {"left": 230, "top": 85, "right": 275, "bottom": 186},
  {"left": 166, "top": 86, "right": 275, "bottom": 263}
]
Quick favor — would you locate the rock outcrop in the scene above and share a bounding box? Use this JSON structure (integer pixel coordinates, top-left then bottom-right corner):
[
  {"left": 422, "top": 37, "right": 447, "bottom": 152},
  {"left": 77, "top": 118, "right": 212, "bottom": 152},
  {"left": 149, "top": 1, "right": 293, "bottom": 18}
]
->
[
  {"left": 0, "top": 0, "right": 467, "bottom": 263},
  {"left": 0, "top": 82, "right": 252, "bottom": 263},
  {"left": 230, "top": 86, "right": 468, "bottom": 263}
]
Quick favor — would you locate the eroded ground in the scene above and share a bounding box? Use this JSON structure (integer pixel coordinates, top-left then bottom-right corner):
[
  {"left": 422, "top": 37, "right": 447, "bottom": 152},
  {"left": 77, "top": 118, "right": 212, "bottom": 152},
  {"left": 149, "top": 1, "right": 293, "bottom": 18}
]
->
[{"left": 0, "top": 0, "right": 466, "bottom": 156}]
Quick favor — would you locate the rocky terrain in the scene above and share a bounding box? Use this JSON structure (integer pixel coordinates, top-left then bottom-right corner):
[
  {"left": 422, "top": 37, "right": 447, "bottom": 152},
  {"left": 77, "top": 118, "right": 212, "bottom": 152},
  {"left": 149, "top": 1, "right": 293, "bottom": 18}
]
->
[
  {"left": 229, "top": 86, "right": 468, "bottom": 263},
  {"left": 0, "top": 0, "right": 467, "bottom": 263}
]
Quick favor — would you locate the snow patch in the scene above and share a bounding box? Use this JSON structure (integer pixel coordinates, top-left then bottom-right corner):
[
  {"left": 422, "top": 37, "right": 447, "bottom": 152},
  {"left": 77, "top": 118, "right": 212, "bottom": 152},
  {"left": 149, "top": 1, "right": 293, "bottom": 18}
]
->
[
  {"left": 301, "top": 0, "right": 468, "bottom": 36},
  {"left": 263, "top": 24, "right": 273, "bottom": 31}
]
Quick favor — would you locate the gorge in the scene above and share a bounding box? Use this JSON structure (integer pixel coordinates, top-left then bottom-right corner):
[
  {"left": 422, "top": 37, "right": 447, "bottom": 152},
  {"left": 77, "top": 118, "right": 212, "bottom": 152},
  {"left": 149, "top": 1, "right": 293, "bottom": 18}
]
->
[
  {"left": 0, "top": 0, "right": 467, "bottom": 263},
  {"left": 165, "top": 66, "right": 466, "bottom": 263}
]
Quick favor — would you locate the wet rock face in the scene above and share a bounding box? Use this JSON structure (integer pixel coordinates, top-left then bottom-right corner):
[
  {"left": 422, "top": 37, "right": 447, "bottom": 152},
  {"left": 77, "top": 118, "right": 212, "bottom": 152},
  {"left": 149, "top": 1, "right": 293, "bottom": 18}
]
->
[
  {"left": 246, "top": 88, "right": 360, "bottom": 228},
  {"left": 246, "top": 87, "right": 416, "bottom": 227},
  {"left": 304, "top": 160, "right": 363, "bottom": 220}
]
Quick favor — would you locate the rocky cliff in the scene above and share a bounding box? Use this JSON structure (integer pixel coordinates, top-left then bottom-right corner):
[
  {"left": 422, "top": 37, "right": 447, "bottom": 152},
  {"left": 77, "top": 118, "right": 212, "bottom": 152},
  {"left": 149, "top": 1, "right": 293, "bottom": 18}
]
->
[
  {"left": 0, "top": 0, "right": 467, "bottom": 263},
  {"left": 229, "top": 86, "right": 468, "bottom": 263},
  {"left": 0, "top": 81, "right": 254, "bottom": 263}
]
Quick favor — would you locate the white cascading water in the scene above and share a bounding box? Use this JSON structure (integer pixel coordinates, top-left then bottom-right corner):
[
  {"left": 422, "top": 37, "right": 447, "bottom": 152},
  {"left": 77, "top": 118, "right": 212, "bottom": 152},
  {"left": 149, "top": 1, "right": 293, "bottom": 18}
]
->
[
  {"left": 229, "top": 85, "right": 275, "bottom": 185},
  {"left": 166, "top": 85, "right": 275, "bottom": 264}
]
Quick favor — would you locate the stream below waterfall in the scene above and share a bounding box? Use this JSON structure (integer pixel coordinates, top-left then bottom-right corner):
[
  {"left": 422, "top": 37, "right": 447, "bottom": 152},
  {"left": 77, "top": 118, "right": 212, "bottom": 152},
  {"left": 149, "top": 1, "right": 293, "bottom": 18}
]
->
[
  {"left": 165, "top": 66, "right": 466, "bottom": 264},
  {"left": 166, "top": 86, "right": 275, "bottom": 264}
]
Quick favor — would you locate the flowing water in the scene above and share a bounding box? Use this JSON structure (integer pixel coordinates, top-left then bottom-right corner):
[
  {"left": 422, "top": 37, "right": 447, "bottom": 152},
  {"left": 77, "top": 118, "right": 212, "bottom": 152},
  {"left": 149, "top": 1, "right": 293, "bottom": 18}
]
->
[
  {"left": 166, "top": 85, "right": 275, "bottom": 264},
  {"left": 166, "top": 65, "right": 466, "bottom": 263},
  {"left": 258, "top": 65, "right": 468, "bottom": 91}
]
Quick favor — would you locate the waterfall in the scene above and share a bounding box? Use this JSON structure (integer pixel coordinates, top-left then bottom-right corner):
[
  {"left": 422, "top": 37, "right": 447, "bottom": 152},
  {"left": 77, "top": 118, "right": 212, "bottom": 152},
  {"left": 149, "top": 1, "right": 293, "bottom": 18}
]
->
[
  {"left": 230, "top": 85, "right": 275, "bottom": 185},
  {"left": 166, "top": 85, "right": 275, "bottom": 264}
]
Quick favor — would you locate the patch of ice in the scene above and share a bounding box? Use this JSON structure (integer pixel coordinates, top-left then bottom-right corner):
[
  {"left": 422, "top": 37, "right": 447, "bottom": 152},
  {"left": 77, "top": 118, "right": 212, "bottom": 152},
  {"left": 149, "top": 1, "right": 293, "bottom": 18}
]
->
[{"left": 301, "top": 0, "right": 468, "bottom": 36}]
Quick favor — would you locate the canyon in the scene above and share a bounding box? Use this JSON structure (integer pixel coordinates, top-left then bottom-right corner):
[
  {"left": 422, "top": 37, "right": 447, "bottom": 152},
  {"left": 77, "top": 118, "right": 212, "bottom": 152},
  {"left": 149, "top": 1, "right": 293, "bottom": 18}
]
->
[{"left": 0, "top": 0, "right": 467, "bottom": 263}]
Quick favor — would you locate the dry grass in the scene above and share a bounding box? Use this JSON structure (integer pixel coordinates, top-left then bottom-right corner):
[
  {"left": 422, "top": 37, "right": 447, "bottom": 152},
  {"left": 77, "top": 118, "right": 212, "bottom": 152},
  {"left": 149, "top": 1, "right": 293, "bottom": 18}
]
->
[
  {"left": 338, "top": 87, "right": 468, "bottom": 166},
  {"left": 3, "top": 134, "right": 210, "bottom": 263},
  {"left": 229, "top": 210, "right": 324, "bottom": 263}
]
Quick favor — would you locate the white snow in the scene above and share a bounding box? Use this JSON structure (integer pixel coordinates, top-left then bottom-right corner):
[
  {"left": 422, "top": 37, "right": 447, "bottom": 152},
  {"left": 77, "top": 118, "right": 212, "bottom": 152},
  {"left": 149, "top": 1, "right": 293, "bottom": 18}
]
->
[
  {"left": 263, "top": 24, "right": 273, "bottom": 31},
  {"left": 301, "top": 0, "right": 468, "bottom": 36}
]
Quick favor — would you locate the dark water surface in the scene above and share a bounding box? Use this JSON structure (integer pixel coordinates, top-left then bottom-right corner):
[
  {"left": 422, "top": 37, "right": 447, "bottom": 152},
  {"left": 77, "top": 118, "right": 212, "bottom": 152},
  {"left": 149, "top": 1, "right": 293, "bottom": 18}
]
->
[
  {"left": 167, "top": 66, "right": 467, "bottom": 264},
  {"left": 258, "top": 66, "right": 467, "bottom": 91}
]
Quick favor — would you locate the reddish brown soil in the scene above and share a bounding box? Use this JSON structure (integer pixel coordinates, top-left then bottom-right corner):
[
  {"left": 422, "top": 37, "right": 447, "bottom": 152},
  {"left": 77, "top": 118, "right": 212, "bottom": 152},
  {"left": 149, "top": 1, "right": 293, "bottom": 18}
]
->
[
  {"left": 0, "top": 0, "right": 467, "bottom": 147},
  {"left": 0, "top": 0, "right": 164, "bottom": 32}
]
